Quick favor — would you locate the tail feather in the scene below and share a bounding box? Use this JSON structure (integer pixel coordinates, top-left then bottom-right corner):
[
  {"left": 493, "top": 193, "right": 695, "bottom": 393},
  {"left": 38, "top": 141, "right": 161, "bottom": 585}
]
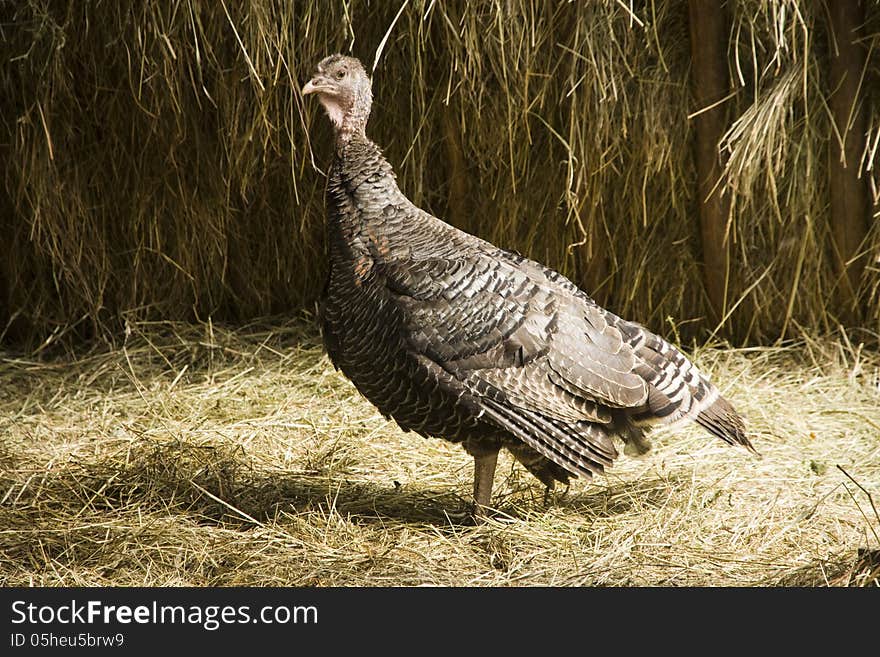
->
[
  {"left": 609, "top": 319, "right": 757, "bottom": 456},
  {"left": 695, "top": 396, "right": 758, "bottom": 455}
]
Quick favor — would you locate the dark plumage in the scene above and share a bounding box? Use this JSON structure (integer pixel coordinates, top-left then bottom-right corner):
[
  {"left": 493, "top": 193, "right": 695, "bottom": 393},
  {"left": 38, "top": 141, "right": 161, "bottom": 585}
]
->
[{"left": 303, "top": 54, "right": 756, "bottom": 518}]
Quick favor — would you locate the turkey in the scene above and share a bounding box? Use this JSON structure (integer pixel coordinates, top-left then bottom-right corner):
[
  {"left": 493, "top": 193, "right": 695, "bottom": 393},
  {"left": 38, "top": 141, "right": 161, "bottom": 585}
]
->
[{"left": 302, "top": 54, "right": 756, "bottom": 518}]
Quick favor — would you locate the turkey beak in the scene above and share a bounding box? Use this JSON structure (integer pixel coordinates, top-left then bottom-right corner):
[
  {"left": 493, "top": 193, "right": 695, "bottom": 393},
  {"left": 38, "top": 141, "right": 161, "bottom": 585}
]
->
[{"left": 302, "top": 76, "right": 329, "bottom": 96}]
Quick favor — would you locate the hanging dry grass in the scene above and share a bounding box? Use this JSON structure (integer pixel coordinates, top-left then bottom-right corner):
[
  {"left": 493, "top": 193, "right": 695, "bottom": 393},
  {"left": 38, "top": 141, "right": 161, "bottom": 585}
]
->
[
  {"left": 1, "top": 319, "right": 878, "bottom": 586},
  {"left": 1, "top": 1, "right": 878, "bottom": 348}
]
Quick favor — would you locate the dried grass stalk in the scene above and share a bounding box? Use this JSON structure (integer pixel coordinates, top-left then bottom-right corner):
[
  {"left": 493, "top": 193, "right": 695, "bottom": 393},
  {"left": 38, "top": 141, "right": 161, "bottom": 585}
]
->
[{"left": 1, "top": 1, "right": 878, "bottom": 347}]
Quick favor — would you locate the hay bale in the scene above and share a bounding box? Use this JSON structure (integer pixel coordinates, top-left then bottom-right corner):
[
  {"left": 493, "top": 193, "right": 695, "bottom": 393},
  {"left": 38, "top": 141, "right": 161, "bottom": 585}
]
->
[{"left": 1, "top": 0, "right": 877, "bottom": 347}]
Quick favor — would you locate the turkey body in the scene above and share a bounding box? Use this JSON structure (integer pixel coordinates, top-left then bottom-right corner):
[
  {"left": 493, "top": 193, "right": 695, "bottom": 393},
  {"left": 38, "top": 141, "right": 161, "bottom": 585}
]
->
[
  {"left": 320, "top": 135, "right": 752, "bottom": 490},
  {"left": 305, "top": 54, "right": 753, "bottom": 514}
]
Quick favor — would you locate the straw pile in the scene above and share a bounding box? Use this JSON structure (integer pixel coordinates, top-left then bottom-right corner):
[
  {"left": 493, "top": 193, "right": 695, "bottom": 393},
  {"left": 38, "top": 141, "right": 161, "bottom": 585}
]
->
[
  {"left": 2, "top": 1, "right": 878, "bottom": 348},
  {"left": 1, "top": 319, "right": 877, "bottom": 586}
]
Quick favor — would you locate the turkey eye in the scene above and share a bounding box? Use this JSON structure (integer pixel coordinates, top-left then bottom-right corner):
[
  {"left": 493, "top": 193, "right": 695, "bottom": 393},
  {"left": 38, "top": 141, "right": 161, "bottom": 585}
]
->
[{"left": 336, "top": 70, "right": 346, "bottom": 79}]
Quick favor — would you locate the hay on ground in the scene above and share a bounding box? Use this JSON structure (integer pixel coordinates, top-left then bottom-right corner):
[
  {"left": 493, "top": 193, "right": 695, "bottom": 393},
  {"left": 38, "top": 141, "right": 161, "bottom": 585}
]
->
[{"left": 1, "top": 320, "right": 877, "bottom": 586}]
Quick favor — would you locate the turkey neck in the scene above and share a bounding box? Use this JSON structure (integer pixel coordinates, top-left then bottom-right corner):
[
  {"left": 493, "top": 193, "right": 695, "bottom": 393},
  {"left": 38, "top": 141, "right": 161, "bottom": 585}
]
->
[{"left": 326, "top": 132, "right": 420, "bottom": 261}]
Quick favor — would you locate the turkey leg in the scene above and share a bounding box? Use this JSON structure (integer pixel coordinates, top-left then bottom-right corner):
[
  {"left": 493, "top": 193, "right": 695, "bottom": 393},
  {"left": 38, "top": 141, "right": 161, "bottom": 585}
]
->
[{"left": 472, "top": 450, "right": 499, "bottom": 518}]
